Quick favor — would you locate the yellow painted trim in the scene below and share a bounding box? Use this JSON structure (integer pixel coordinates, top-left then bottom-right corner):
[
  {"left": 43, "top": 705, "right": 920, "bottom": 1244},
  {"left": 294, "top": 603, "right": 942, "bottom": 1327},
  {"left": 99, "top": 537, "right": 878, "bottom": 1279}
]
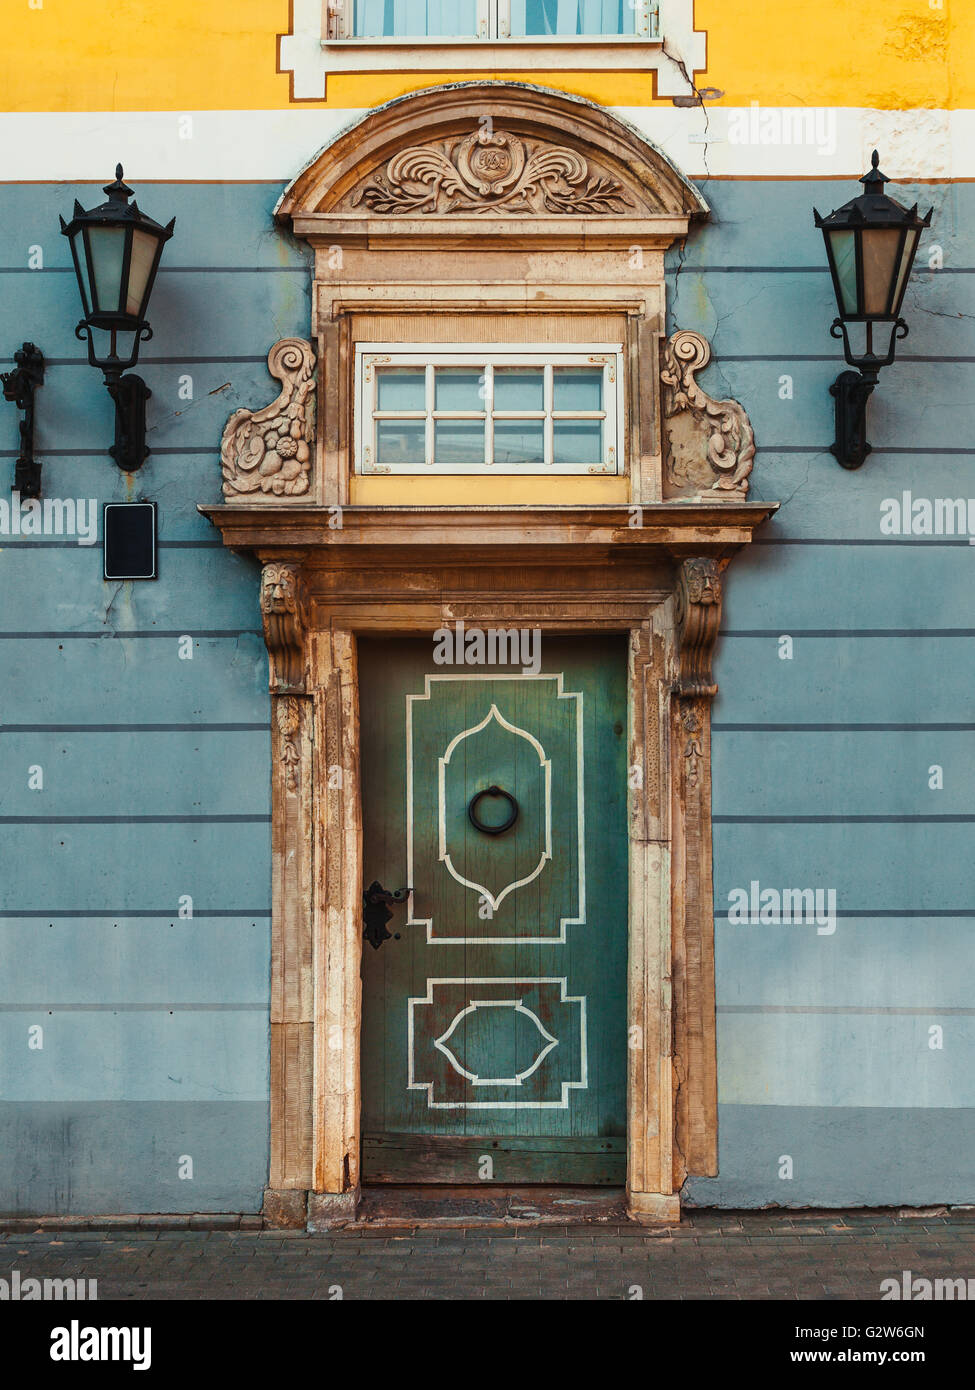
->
[
  {"left": 1, "top": 0, "right": 969, "bottom": 112},
  {"left": 350, "top": 476, "right": 631, "bottom": 506}
]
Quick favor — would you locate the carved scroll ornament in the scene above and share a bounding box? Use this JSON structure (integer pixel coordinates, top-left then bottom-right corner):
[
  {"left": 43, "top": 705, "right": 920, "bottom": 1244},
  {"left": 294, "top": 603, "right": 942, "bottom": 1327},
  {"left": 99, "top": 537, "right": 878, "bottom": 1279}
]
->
[
  {"left": 261, "top": 562, "right": 307, "bottom": 693},
  {"left": 221, "top": 339, "right": 316, "bottom": 500},
  {"left": 674, "top": 557, "right": 723, "bottom": 700},
  {"left": 661, "top": 330, "right": 755, "bottom": 498},
  {"left": 348, "top": 126, "right": 635, "bottom": 217}
]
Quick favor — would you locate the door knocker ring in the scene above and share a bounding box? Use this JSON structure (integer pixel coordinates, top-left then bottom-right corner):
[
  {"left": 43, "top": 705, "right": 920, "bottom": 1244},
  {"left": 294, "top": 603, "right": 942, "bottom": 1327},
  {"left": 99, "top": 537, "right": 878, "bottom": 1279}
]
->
[{"left": 468, "top": 785, "right": 519, "bottom": 836}]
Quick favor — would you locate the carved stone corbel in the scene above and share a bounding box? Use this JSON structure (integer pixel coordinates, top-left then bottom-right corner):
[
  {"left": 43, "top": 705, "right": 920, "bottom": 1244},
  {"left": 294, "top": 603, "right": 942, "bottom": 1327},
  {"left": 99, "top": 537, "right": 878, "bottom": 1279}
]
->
[
  {"left": 221, "top": 338, "right": 316, "bottom": 500},
  {"left": 661, "top": 330, "right": 755, "bottom": 500},
  {"left": 673, "top": 557, "right": 723, "bottom": 700},
  {"left": 261, "top": 562, "right": 308, "bottom": 692}
]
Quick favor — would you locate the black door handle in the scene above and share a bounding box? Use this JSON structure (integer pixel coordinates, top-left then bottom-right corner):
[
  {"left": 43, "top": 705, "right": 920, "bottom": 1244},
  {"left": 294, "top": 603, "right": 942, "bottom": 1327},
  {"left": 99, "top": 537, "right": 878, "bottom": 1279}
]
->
[{"left": 363, "top": 880, "right": 411, "bottom": 950}]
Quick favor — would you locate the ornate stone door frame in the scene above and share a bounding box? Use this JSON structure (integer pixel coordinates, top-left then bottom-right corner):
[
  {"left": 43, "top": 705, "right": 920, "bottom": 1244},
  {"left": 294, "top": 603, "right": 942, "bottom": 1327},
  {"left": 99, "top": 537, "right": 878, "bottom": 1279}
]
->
[
  {"left": 203, "top": 81, "right": 777, "bottom": 1223},
  {"left": 201, "top": 509, "right": 775, "bottom": 1225}
]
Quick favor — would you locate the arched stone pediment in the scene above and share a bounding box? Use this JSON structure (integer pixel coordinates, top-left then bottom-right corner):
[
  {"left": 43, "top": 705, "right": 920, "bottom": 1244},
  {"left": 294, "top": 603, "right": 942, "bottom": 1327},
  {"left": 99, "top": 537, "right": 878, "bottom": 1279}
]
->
[{"left": 276, "top": 82, "right": 708, "bottom": 232}]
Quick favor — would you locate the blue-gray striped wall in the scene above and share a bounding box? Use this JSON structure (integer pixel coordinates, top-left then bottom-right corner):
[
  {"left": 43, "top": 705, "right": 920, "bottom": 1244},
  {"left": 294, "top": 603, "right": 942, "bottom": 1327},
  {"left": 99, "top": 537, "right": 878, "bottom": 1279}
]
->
[
  {"left": 675, "top": 176, "right": 975, "bottom": 1207},
  {"left": 0, "top": 184, "right": 309, "bottom": 1213},
  {"left": 0, "top": 175, "right": 971, "bottom": 1211}
]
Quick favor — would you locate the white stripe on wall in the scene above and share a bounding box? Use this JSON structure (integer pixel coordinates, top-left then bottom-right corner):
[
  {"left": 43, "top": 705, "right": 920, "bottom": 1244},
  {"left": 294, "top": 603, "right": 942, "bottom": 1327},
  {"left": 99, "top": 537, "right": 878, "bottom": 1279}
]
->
[{"left": 0, "top": 107, "right": 967, "bottom": 183}]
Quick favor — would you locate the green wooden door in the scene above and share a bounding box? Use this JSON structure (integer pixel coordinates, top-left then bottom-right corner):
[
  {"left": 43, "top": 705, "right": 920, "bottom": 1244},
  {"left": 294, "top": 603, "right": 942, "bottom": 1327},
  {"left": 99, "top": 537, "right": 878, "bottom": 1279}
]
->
[{"left": 359, "top": 636, "right": 628, "bottom": 1184}]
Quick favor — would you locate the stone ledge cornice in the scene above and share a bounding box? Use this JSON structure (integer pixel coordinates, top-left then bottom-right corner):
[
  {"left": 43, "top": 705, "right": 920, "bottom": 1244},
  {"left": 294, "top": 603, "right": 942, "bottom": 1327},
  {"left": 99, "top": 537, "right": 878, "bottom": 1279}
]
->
[
  {"left": 292, "top": 218, "right": 693, "bottom": 249},
  {"left": 200, "top": 502, "right": 778, "bottom": 557}
]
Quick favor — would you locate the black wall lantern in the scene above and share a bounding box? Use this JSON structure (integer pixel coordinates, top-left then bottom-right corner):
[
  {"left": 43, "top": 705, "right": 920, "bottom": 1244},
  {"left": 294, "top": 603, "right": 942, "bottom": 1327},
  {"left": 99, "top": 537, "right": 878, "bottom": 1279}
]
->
[
  {"left": 815, "top": 151, "right": 931, "bottom": 470},
  {"left": 60, "top": 166, "right": 174, "bottom": 471}
]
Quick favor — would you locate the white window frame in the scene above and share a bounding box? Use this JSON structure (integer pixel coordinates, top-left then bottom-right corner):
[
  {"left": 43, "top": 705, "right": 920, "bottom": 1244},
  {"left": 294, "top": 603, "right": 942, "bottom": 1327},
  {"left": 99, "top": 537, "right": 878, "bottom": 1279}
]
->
[
  {"left": 281, "top": 1, "right": 705, "bottom": 98},
  {"left": 326, "top": 0, "right": 658, "bottom": 42},
  {"left": 354, "top": 343, "right": 624, "bottom": 476}
]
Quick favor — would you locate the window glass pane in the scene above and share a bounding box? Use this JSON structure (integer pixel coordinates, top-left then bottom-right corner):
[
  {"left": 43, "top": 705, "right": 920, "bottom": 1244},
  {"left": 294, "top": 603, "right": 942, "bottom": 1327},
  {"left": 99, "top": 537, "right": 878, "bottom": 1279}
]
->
[
  {"left": 494, "top": 369, "right": 544, "bottom": 412},
  {"left": 376, "top": 368, "right": 425, "bottom": 412},
  {"left": 376, "top": 421, "right": 426, "bottom": 465},
  {"left": 435, "top": 420, "right": 484, "bottom": 465},
  {"left": 435, "top": 368, "right": 483, "bottom": 413},
  {"left": 508, "top": 0, "right": 632, "bottom": 36},
  {"left": 353, "top": 0, "right": 478, "bottom": 37},
  {"left": 494, "top": 421, "right": 545, "bottom": 464},
  {"left": 553, "top": 419, "right": 602, "bottom": 465},
  {"left": 553, "top": 367, "right": 602, "bottom": 412}
]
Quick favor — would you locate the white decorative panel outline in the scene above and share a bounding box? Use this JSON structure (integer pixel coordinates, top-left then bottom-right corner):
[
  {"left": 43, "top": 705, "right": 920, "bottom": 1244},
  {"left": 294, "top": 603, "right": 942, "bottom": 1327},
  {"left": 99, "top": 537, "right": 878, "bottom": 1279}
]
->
[
  {"left": 433, "top": 999, "right": 558, "bottom": 1086},
  {"left": 405, "top": 673, "right": 585, "bottom": 945},
  {"left": 438, "top": 702, "right": 552, "bottom": 910},
  {"left": 408, "top": 977, "right": 587, "bottom": 1109}
]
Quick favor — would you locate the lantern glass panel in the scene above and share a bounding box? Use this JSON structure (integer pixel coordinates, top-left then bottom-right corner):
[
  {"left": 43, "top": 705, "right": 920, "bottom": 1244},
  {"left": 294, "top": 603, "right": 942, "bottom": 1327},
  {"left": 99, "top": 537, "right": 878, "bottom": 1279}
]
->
[
  {"left": 829, "top": 229, "right": 858, "bottom": 315},
  {"left": 860, "top": 227, "right": 902, "bottom": 316},
  {"left": 891, "top": 227, "right": 920, "bottom": 317},
  {"left": 87, "top": 225, "right": 127, "bottom": 315},
  {"left": 125, "top": 229, "right": 160, "bottom": 318},
  {"left": 69, "top": 228, "right": 94, "bottom": 316}
]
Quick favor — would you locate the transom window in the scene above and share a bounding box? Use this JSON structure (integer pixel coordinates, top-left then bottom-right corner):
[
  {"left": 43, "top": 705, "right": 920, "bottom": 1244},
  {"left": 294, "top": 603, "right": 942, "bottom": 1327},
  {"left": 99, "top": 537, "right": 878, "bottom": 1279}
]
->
[
  {"left": 355, "top": 345, "right": 623, "bottom": 475},
  {"left": 335, "top": 0, "right": 657, "bottom": 40}
]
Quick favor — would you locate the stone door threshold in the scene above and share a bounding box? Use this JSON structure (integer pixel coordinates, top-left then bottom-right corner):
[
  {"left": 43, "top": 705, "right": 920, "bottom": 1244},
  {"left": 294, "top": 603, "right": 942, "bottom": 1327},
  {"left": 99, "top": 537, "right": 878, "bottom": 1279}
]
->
[{"left": 354, "top": 1185, "right": 631, "bottom": 1227}]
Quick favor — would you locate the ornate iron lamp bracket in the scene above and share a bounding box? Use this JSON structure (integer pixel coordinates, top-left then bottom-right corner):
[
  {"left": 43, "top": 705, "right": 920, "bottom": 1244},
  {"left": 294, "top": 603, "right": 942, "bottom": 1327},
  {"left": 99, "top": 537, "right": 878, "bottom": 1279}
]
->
[
  {"left": 1, "top": 342, "right": 45, "bottom": 499},
  {"left": 828, "top": 318, "right": 909, "bottom": 470},
  {"left": 105, "top": 372, "right": 153, "bottom": 472}
]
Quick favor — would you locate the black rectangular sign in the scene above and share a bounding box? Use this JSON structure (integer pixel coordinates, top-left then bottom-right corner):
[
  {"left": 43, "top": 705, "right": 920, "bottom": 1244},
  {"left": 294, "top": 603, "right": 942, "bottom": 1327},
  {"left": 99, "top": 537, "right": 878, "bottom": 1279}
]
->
[{"left": 103, "top": 501, "right": 157, "bottom": 580}]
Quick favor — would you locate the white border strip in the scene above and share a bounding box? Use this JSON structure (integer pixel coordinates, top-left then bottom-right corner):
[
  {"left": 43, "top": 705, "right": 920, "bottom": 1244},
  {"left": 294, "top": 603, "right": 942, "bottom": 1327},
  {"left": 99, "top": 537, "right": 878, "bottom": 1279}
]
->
[{"left": 0, "top": 109, "right": 968, "bottom": 183}]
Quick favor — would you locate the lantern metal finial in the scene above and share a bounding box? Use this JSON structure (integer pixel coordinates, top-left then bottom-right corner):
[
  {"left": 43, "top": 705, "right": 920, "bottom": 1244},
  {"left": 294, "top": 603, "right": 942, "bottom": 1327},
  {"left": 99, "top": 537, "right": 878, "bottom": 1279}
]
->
[{"left": 861, "top": 149, "right": 886, "bottom": 189}]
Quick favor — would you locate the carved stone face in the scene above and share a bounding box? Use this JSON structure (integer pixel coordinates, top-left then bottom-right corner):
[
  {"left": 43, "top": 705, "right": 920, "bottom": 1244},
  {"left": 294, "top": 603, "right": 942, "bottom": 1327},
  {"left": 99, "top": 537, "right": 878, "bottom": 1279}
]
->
[
  {"left": 685, "top": 559, "right": 720, "bottom": 605},
  {"left": 261, "top": 564, "right": 298, "bottom": 615}
]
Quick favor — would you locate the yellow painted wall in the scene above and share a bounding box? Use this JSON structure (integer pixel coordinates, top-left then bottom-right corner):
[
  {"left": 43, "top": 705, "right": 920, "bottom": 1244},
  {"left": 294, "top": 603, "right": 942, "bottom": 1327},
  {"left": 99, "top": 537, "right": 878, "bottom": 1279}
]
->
[{"left": 1, "top": 0, "right": 966, "bottom": 112}]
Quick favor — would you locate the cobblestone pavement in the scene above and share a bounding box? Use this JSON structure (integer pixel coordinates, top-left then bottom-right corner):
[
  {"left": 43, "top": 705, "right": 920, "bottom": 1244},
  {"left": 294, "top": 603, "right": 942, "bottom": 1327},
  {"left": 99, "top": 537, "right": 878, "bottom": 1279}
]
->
[{"left": 1, "top": 1209, "right": 973, "bottom": 1300}]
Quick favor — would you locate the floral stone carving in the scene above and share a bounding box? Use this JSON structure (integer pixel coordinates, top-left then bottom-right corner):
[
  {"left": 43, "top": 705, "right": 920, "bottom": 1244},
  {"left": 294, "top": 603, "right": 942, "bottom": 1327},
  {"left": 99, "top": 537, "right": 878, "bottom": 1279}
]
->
[
  {"left": 221, "top": 338, "right": 316, "bottom": 499},
  {"left": 661, "top": 330, "right": 755, "bottom": 498},
  {"left": 348, "top": 126, "right": 635, "bottom": 217},
  {"left": 276, "top": 696, "right": 302, "bottom": 794}
]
